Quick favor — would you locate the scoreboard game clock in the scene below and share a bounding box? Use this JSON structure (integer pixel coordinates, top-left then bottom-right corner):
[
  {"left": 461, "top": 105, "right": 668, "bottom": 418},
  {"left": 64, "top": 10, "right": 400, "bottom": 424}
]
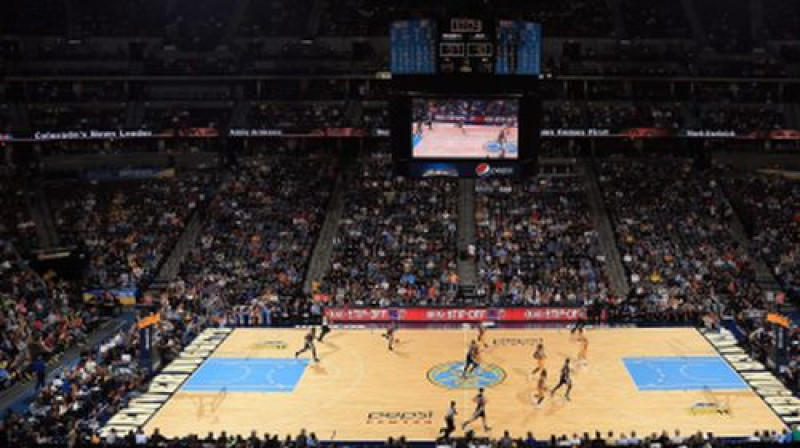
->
[{"left": 438, "top": 18, "right": 494, "bottom": 74}]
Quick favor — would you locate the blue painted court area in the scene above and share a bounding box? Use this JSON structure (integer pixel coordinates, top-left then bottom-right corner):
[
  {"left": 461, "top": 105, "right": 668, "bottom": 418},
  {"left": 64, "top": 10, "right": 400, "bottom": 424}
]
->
[
  {"left": 623, "top": 356, "right": 747, "bottom": 391},
  {"left": 182, "top": 358, "right": 309, "bottom": 392}
]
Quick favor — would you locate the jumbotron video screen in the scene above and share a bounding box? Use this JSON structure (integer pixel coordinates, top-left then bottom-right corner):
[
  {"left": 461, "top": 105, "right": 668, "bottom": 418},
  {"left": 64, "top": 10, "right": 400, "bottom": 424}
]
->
[{"left": 411, "top": 98, "right": 519, "bottom": 159}]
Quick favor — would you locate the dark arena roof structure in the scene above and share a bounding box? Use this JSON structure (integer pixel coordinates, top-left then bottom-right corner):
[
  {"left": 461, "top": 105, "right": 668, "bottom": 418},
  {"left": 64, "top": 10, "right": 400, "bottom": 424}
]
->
[{"left": 2, "top": 0, "right": 800, "bottom": 447}]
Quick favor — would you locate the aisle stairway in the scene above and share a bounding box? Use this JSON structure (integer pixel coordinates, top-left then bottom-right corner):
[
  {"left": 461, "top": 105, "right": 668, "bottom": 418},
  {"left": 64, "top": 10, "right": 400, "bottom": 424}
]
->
[
  {"left": 582, "top": 160, "right": 630, "bottom": 298},
  {"left": 26, "top": 187, "right": 59, "bottom": 249},
  {"left": 457, "top": 179, "right": 478, "bottom": 296},
  {"left": 303, "top": 170, "right": 348, "bottom": 293},
  {"left": 715, "top": 184, "right": 781, "bottom": 293}
]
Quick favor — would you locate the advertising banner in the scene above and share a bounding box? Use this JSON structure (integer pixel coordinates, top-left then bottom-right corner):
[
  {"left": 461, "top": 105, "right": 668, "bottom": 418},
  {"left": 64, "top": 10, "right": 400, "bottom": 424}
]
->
[
  {"left": 6, "top": 127, "right": 800, "bottom": 143},
  {"left": 408, "top": 161, "right": 519, "bottom": 178},
  {"left": 324, "top": 307, "right": 587, "bottom": 323},
  {"left": 83, "top": 288, "right": 138, "bottom": 306}
]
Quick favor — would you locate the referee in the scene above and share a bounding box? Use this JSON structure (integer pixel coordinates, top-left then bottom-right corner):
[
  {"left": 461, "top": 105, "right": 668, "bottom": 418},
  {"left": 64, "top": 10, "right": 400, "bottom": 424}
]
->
[{"left": 439, "top": 401, "right": 457, "bottom": 439}]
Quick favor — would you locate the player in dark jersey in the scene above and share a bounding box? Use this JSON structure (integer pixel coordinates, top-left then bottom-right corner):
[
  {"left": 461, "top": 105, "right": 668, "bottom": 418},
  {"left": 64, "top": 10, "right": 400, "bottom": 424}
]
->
[
  {"left": 571, "top": 318, "right": 586, "bottom": 335},
  {"left": 531, "top": 339, "right": 546, "bottom": 375},
  {"left": 456, "top": 116, "right": 467, "bottom": 135},
  {"left": 462, "top": 340, "right": 480, "bottom": 377},
  {"left": 534, "top": 369, "right": 548, "bottom": 408},
  {"left": 461, "top": 388, "right": 490, "bottom": 432},
  {"left": 497, "top": 127, "right": 508, "bottom": 146},
  {"left": 318, "top": 316, "right": 331, "bottom": 343},
  {"left": 295, "top": 328, "right": 319, "bottom": 362},
  {"left": 551, "top": 358, "right": 573, "bottom": 401},
  {"left": 497, "top": 126, "right": 510, "bottom": 159},
  {"left": 382, "top": 321, "right": 398, "bottom": 351}
]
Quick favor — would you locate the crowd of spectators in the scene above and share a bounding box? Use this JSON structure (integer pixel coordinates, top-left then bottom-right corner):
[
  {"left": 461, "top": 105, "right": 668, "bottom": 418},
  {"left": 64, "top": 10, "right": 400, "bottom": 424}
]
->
[
  {"left": 696, "top": 105, "right": 785, "bottom": 133},
  {"left": 48, "top": 172, "right": 215, "bottom": 290},
  {"left": 542, "top": 102, "right": 684, "bottom": 131},
  {"left": 474, "top": 177, "right": 608, "bottom": 305},
  {"left": 174, "top": 153, "right": 336, "bottom": 316},
  {"left": 28, "top": 105, "right": 127, "bottom": 132},
  {"left": 722, "top": 173, "right": 800, "bottom": 302},
  {"left": 140, "top": 106, "right": 232, "bottom": 133},
  {"left": 247, "top": 102, "right": 350, "bottom": 131},
  {"left": 321, "top": 151, "right": 459, "bottom": 306},
  {"left": 2, "top": 299, "right": 205, "bottom": 446},
  {"left": 598, "top": 159, "right": 763, "bottom": 319},
  {"left": 0, "top": 240, "right": 97, "bottom": 391},
  {"left": 0, "top": 172, "right": 37, "bottom": 249}
]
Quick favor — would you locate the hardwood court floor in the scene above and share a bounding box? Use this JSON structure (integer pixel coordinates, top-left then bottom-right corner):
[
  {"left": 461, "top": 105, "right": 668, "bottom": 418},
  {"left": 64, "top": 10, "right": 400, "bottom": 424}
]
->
[{"left": 145, "top": 327, "right": 785, "bottom": 441}]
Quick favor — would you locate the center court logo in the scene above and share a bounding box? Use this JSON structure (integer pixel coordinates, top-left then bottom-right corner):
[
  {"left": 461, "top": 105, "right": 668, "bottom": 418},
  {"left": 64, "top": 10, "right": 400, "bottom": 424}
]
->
[{"left": 427, "top": 361, "right": 506, "bottom": 389}]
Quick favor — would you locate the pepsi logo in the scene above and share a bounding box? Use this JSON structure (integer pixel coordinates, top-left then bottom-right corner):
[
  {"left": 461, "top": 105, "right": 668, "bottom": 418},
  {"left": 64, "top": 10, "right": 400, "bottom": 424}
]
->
[{"left": 475, "top": 163, "right": 491, "bottom": 176}]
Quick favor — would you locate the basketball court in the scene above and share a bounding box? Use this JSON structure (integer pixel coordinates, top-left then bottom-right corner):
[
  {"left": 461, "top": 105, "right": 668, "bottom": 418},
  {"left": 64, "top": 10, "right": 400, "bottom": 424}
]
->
[
  {"left": 413, "top": 124, "right": 519, "bottom": 159},
  {"left": 144, "top": 327, "right": 785, "bottom": 441}
]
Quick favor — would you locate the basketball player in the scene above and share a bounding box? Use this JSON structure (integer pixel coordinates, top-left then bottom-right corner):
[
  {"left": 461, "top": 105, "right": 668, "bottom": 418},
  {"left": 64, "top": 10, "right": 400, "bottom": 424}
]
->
[
  {"left": 439, "top": 400, "right": 458, "bottom": 440},
  {"left": 551, "top": 358, "right": 573, "bottom": 401},
  {"left": 462, "top": 340, "right": 480, "bottom": 377},
  {"left": 456, "top": 117, "right": 467, "bottom": 135},
  {"left": 382, "top": 321, "right": 398, "bottom": 351},
  {"left": 295, "top": 328, "right": 320, "bottom": 362},
  {"left": 576, "top": 330, "right": 589, "bottom": 366},
  {"left": 497, "top": 126, "right": 508, "bottom": 146},
  {"left": 318, "top": 317, "right": 331, "bottom": 343},
  {"left": 461, "top": 388, "right": 490, "bottom": 432},
  {"left": 534, "top": 369, "right": 548, "bottom": 408},
  {"left": 414, "top": 121, "right": 424, "bottom": 139},
  {"left": 570, "top": 318, "right": 586, "bottom": 336},
  {"left": 477, "top": 325, "right": 489, "bottom": 348},
  {"left": 531, "top": 339, "right": 546, "bottom": 375}
]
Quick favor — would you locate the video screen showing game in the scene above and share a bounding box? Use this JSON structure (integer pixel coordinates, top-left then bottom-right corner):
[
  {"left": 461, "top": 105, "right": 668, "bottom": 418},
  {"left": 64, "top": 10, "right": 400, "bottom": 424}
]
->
[{"left": 412, "top": 98, "right": 519, "bottom": 159}]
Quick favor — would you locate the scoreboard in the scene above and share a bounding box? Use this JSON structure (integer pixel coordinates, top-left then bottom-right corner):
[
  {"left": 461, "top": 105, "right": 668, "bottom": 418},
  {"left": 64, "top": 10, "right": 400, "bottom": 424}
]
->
[
  {"left": 391, "top": 18, "right": 541, "bottom": 76},
  {"left": 390, "top": 17, "right": 542, "bottom": 179}
]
